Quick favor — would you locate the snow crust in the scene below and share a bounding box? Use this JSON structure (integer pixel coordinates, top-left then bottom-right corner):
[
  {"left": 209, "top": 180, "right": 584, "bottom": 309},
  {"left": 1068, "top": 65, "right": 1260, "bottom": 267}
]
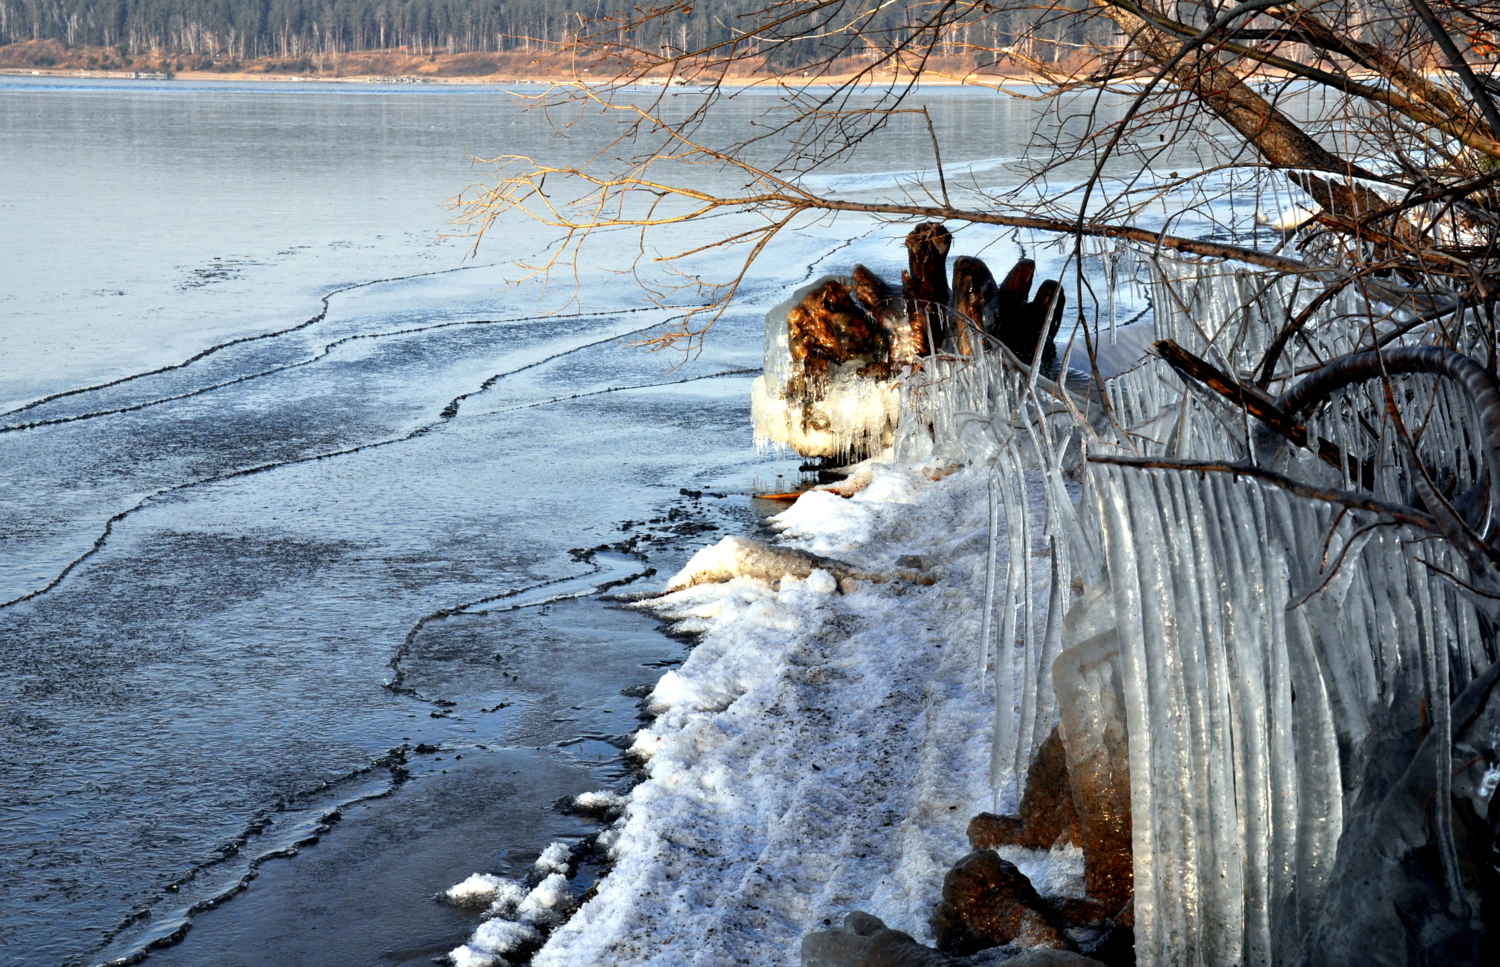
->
[{"left": 529, "top": 460, "right": 1082, "bottom": 966}]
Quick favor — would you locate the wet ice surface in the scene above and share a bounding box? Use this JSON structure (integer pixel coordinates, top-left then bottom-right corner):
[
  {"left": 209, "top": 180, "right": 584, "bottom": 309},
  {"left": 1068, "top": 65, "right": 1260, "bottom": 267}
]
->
[
  {"left": 142, "top": 599, "right": 691, "bottom": 967},
  {"left": 0, "top": 261, "right": 799, "bottom": 966}
]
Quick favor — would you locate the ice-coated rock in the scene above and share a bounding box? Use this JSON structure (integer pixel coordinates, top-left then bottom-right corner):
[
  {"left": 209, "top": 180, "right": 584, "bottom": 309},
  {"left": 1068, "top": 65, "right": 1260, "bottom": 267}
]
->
[
  {"left": 968, "top": 726, "right": 1080, "bottom": 851},
  {"left": 930, "top": 850, "right": 1075, "bottom": 956},
  {"left": 969, "top": 624, "right": 1133, "bottom": 914},
  {"left": 1285, "top": 658, "right": 1500, "bottom": 966},
  {"left": 1052, "top": 629, "right": 1133, "bottom": 910}
]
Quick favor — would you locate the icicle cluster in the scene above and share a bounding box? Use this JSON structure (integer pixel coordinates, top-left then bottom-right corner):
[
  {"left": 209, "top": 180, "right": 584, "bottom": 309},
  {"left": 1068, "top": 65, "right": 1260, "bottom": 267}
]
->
[{"left": 899, "top": 252, "right": 1498, "bottom": 966}]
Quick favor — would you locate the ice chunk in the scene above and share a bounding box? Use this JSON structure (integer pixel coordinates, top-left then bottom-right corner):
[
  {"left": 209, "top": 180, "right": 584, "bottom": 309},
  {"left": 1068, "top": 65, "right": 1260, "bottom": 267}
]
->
[
  {"left": 533, "top": 842, "right": 572, "bottom": 876},
  {"left": 517, "top": 872, "right": 575, "bottom": 926},
  {"left": 469, "top": 918, "right": 541, "bottom": 954},
  {"left": 573, "top": 790, "right": 627, "bottom": 813},
  {"left": 448, "top": 945, "right": 503, "bottom": 967},
  {"left": 445, "top": 873, "right": 520, "bottom": 909}
]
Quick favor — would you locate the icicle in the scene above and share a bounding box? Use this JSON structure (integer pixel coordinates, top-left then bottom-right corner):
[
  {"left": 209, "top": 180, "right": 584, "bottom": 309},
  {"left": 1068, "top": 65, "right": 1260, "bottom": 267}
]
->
[
  {"left": 1016, "top": 462, "right": 1039, "bottom": 784},
  {"left": 1208, "top": 473, "right": 1274, "bottom": 967},
  {"left": 1099, "top": 465, "right": 1163, "bottom": 967},
  {"left": 980, "top": 468, "right": 1000, "bottom": 677},
  {"left": 1034, "top": 537, "right": 1065, "bottom": 750},
  {"left": 991, "top": 446, "right": 1024, "bottom": 809},
  {"left": 1415, "top": 553, "right": 1467, "bottom": 916}
]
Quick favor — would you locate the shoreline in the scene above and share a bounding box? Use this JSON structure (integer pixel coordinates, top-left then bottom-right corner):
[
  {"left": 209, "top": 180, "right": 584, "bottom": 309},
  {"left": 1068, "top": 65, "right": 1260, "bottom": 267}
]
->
[
  {"left": 0, "top": 42, "right": 1058, "bottom": 89},
  {"left": 443, "top": 458, "right": 1085, "bottom": 966}
]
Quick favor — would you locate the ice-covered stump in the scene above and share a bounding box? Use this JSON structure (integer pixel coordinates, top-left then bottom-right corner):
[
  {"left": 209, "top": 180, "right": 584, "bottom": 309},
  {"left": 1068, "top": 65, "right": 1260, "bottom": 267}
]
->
[
  {"left": 753, "top": 226, "right": 1070, "bottom": 459},
  {"left": 903, "top": 222, "right": 953, "bottom": 352},
  {"left": 752, "top": 275, "right": 901, "bottom": 460}
]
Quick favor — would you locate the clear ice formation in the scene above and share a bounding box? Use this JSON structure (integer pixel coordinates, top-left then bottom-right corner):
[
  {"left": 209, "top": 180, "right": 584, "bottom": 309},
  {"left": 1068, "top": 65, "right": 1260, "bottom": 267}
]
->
[{"left": 799, "top": 243, "right": 1500, "bottom": 966}]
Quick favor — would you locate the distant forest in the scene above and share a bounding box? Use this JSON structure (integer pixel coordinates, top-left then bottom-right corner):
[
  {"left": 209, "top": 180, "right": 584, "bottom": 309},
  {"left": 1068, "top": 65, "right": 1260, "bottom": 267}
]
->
[{"left": 0, "top": 0, "right": 1103, "bottom": 63}]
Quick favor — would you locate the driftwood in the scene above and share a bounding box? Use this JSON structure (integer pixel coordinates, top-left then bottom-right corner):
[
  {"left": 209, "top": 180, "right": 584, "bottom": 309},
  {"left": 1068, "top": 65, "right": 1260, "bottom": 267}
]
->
[
  {"left": 902, "top": 222, "right": 953, "bottom": 354},
  {"left": 663, "top": 535, "right": 883, "bottom": 594}
]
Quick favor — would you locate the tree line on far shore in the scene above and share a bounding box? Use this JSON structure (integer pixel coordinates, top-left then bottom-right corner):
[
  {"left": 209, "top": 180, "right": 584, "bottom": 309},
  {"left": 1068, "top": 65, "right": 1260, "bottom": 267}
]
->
[{"left": 0, "top": 0, "right": 1107, "bottom": 66}]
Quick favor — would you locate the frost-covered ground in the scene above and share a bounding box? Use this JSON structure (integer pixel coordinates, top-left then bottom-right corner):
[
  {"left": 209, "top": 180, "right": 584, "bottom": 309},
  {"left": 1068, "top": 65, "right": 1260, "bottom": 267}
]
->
[{"left": 448, "top": 460, "right": 1085, "bottom": 966}]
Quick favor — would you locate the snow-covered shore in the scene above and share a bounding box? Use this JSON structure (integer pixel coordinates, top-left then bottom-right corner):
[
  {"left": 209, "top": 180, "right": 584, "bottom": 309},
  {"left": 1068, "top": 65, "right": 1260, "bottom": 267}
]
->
[{"left": 448, "top": 459, "right": 1083, "bottom": 966}]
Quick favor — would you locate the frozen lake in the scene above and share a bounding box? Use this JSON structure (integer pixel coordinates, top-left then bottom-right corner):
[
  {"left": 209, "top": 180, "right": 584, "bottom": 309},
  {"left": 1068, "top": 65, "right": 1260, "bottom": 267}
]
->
[{"left": 0, "top": 75, "right": 1195, "bottom": 966}]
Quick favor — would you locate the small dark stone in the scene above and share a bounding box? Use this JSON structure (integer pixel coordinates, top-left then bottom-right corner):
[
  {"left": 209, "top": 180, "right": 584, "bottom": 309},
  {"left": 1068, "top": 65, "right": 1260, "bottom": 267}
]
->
[
  {"left": 1085, "top": 899, "right": 1135, "bottom": 967},
  {"left": 802, "top": 911, "right": 957, "bottom": 967},
  {"left": 930, "top": 850, "right": 1076, "bottom": 957},
  {"left": 413, "top": 743, "right": 438, "bottom": 754},
  {"left": 990, "top": 952, "right": 1109, "bottom": 967}
]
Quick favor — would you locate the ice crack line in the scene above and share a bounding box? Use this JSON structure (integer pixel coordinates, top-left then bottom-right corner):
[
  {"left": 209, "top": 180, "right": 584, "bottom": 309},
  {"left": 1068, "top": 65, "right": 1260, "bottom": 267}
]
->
[
  {"left": 475, "top": 367, "right": 761, "bottom": 418},
  {"left": 0, "top": 314, "right": 693, "bottom": 611},
  {"left": 0, "top": 260, "right": 508, "bottom": 423},
  {"left": 0, "top": 305, "right": 674, "bottom": 435},
  {"left": 433, "top": 308, "right": 710, "bottom": 420},
  {"left": 85, "top": 750, "right": 414, "bottom": 967},
  {"left": 791, "top": 230, "right": 871, "bottom": 288},
  {"left": 384, "top": 550, "right": 651, "bottom": 698}
]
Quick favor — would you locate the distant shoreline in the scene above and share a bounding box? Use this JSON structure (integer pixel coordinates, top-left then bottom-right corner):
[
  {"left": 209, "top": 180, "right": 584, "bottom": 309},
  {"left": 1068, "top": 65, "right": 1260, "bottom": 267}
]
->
[
  {"left": 0, "top": 65, "right": 1050, "bottom": 90},
  {"left": 0, "top": 40, "right": 1058, "bottom": 89}
]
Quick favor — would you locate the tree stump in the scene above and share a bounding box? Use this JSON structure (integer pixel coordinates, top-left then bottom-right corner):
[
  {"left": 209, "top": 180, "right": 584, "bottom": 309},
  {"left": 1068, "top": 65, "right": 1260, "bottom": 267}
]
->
[
  {"left": 851, "top": 264, "right": 915, "bottom": 364},
  {"left": 990, "top": 259, "right": 1065, "bottom": 373},
  {"left": 950, "top": 255, "right": 998, "bottom": 357},
  {"left": 785, "top": 277, "right": 892, "bottom": 399},
  {"left": 901, "top": 222, "right": 952, "bottom": 355}
]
